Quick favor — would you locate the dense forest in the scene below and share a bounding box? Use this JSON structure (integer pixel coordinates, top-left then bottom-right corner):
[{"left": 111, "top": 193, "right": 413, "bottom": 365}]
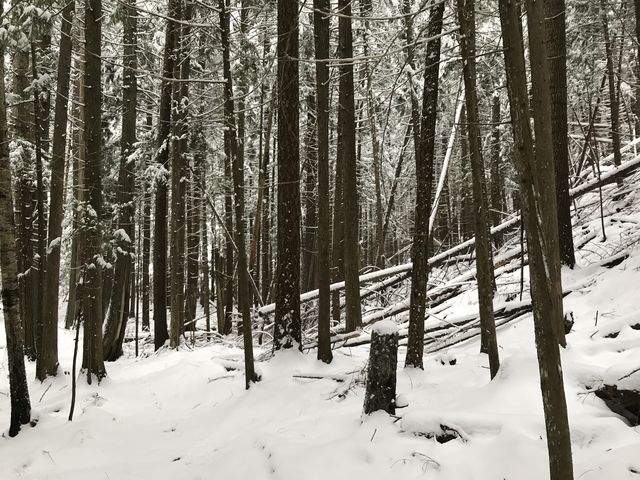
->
[{"left": 2, "top": 0, "right": 640, "bottom": 478}]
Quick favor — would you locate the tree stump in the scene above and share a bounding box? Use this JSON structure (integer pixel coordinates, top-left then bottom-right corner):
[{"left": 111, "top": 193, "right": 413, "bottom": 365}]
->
[{"left": 363, "top": 320, "right": 399, "bottom": 415}]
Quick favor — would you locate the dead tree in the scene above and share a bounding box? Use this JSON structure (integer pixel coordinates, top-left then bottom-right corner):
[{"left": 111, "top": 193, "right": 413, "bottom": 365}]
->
[{"left": 363, "top": 321, "right": 398, "bottom": 415}]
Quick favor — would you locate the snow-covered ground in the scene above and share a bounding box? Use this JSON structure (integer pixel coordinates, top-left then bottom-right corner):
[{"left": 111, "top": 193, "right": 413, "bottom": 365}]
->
[{"left": 3, "top": 169, "right": 640, "bottom": 479}]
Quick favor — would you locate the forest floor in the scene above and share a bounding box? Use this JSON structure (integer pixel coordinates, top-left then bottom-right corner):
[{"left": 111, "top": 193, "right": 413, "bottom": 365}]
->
[{"left": 4, "top": 165, "right": 640, "bottom": 479}]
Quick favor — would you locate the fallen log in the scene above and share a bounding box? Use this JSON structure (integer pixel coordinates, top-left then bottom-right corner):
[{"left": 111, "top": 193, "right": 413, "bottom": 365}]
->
[
  {"left": 259, "top": 151, "right": 640, "bottom": 318},
  {"left": 338, "top": 269, "right": 600, "bottom": 351},
  {"left": 354, "top": 244, "right": 526, "bottom": 329},
  {"left": 258, "top": 140, "right": 640, "bottom": 353}
]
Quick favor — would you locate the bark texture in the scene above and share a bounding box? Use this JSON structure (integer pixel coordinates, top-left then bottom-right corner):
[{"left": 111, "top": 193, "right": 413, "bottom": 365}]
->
[
  {"left": 274, "top": 0, "right": 302, "bottom": 350},
  {"left": 0, "top": 18, "right": 31, "bottom": 435},
  {"left": 81, "top": 0, "right": 107, "bottom": 381},
  {"left": 338, "top": 0, "right": 362, "bottom": 332},
  {"left": 546, "top": 0, "right": 575, "bottom": 268},
  {"left": 498, "top": 0, "right": 574, "bottom": 477},
  {"left": 405, "top": 1, "right": 444, "bottom": 369},
  {"left": 152, "top": 0, "right": 179, "bottom": 350},
  {"left": 103, "top": 0, "right": 138, "bottom": 360},
  {"left": 40, "top": 0, "right": 74, "bottom": 379},
  {"left": 456, "top": 0, "right": 499, "bottom": 378},
  {"left": 313, "top": 0, "right": 333, "bottom": 364},
  {"left": 363, "top": 325, "right": 398, "bottom": 415}
]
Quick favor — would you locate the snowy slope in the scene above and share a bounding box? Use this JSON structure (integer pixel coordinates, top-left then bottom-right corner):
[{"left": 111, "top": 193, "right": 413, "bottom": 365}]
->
[{"left": 3, "top": 169, "right": 640, "bottom": 479}]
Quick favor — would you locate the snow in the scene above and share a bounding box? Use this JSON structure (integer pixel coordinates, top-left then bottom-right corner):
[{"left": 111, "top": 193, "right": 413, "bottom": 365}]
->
[
  {"left": 113, "top": 228, "right": 131, "bottom": 244},
  {"left": 47, "top": 237, "right": 61, "bottom": 254},
  {"left": 4, "top": 238, "right": 640, "bottom": 479},
  {"left": 371, "top": 319, "right": 398, "bottom": 335},
  {"left": 4, "top": 151, "right": 640, "bottom": 480}
]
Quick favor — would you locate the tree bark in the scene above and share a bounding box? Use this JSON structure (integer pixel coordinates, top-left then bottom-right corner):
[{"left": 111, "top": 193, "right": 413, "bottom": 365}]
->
[
  {"left": 12, "top": 5, "right": 37, "bottom": 361},
  {"left": 313, "top": 0, "right": 333, "bottom": 363},
  {"left": 601, "top": 0, "right": 623, "bottom": 170},
  {"left": 363, "top": 323, "right": 398, "bottom": 415},
  {"left": 338, "top": 0, "right": 362, "bottom": 332},
  {"left": 0, "top": 13, "right": 31, "bottom": 435},
  {"left": 30, "top": 41, "right": 48, "bottom": 379},
  {"left": 103, "top": 0, "right": 138, "bottom": 360},
  {"left": 634, "top": 0, "right": 640, "bottom": 131},
  {"left": 274, "top": 0, "right": 302, "bottom": 350},
  {"left": 40, "top": 0, "right": 75, "bottom": 378},
  {"left": 302, "top": 93, "right": 318, "bottom": 293},
  {"left": 546, "top": 0, "right": 575, "bottom": 268},
  {"left": 81, "top": 0, "right": 107, "bottom": 382},
  {"left": 65, "top": 68, "right": 84, "bottom": 331},
  {"left": 169, "top": 0, "right": 188, "bottom": 348},
  {"left": 529, "top": 0, "right": 566, "bottom": 348},
  {"left": 152, "top": 0, "right": 179, "bottom": 350},
  {"left": 405, "top": 1, "right": 444, "bottom": 369},
  {"left": 456, "top": 0, "right": 499, "bottom": 378},
  {"left": 498, "top": 0, "right": 574, "bottom": 477},
  {"left": 489, "top": 93, "right": 504, "bottom": 246},
  {"left": 360, "top": 1, "right": 384, "bottom": 270},
  {"left": 219, "top": 0, "right": 257, "bottom": 386}
]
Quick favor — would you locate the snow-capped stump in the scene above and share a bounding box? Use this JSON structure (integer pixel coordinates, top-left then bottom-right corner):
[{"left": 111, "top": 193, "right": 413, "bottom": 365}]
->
[{"left": 363, "top": 320, "right": 398, "bottom": 415}]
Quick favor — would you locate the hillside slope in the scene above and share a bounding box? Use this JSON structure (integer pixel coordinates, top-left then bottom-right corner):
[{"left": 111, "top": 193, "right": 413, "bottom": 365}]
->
[{"left": 2, "top": 160, "right": 640, "bottom": 479}]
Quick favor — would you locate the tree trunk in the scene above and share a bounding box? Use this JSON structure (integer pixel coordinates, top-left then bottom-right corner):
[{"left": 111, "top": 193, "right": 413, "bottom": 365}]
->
[
  {"left": 187, "top": 119, "right": 206, "bottom": 330},
  {"left": 30, "top": 42, "right": 48, "bottom": 379},
  {"left": 183, "top": 4, "right": 199, "bottom": 334},
  {"left": 313, "top": 0, "right": 333, "bottom": 364},
  {"left": 274, "top": 0, "right": 302, "bottom": 350},
  {"left": 302, "top": 93, "right": 318, "bottom": 293},
  {"left": 405, "top": 0, "right": 444, "bottom": 369},
  {"left": 601, "top": 0, "right": 623, "bottom": 170},
  {"left": 456, "top": 0, "right": 499, "bottom": 378},
  {"left": 40, "top": 0, "right": 74, "bottom": 378},
  {"left": 381, "top": 123, "right": 412, "bottom": 262},
  {"left": 498, "top": 0, "right": 574, "bottom": 477},
  {"left": 103, "top": 0, "right": 138, "bottom": 360},
  {"left": 81, "top": 0, "right": 107, "bottom": 382},
  {"left": 183, "top": 165, "right": 198, "bottom": 331},
  {"left": 142, "top": 181, "right": 151, "bottom": 331},
  {"left": 261, "top": 125, "right": 272, "bottom": 304},
  {"left": 634, "top": 0, "right": 640, "bottom": 132},
  {"left": 529, "top": 0, "right": 566, "bottom": 348},
  {"left": 201, "top": 195, "right": 210, "bottom": 331},
  {"left": 0, "top": 14, "right": 31, "bottom": 435},
  {"left": 402, "top": 0, "right": 422, "bottom": 160},
  {"left": 219, "top": 0, "right": 235, "bottom": 335},
  {"left": 65, "top": 69, "right": 84, "bottom": 331},
  {"left": 546, "top": 0, "right": 575, "bottom": 268},
  {"left": 219, "top": 0, "right": 257, "bottom": 386},
  {"left": 152, "top": 0, "right": 179, "bottom": 350},
  {"left": 490, "top": 93, "right": 504, "bottom": 246},
  {"left": 331, "top": 133, "right": 344, "bottom": 326},
  {"left": 360, "top": 1, "right": 384, "bottom": 270},
  {"left": 249, "top": 82, "right": 274, "bottom": 290},
  {"left": 363, "top": 322, "right": 398, "bottom": 415},
  {"left": 338, "top": 0, "right": 362, "bottom": 332},
  {"left": 169, "top": 0, "right": 188, "bottom": 348},
  {"left": 12, "top": 7, "right": 37, "bottom": 361}
]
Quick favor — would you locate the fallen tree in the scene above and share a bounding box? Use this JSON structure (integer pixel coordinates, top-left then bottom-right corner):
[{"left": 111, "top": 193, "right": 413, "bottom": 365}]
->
[{"left": 258, "top": 140, "right": 640, "bottom": 319}]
